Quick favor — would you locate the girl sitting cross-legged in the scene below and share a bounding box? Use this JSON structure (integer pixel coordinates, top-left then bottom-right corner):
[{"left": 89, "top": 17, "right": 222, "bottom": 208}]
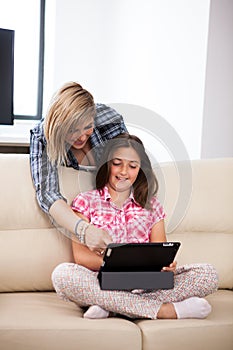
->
[{"left": 52, "top": 133, "right": 218, "bottom": 320}]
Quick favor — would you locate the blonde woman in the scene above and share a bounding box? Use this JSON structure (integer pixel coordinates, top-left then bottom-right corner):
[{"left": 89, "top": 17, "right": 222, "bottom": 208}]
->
[{"left": 30, "top": 82, "right": 127, "bottom": 249}]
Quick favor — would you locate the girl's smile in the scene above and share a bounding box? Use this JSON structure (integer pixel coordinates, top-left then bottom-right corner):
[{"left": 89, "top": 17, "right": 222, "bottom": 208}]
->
[{"left": 107, "top": 147, "right": 141, "bottom": 195}]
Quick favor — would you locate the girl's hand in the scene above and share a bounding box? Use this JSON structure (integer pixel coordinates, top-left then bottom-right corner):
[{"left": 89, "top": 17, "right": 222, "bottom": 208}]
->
[{"left": 162, "top": 261, "right": 177, "bottom": 272}]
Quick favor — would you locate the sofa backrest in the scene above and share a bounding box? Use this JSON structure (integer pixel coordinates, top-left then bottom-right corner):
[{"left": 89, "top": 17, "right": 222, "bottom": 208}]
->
[
  {"left": 156, "top": 158, "right": 233, "bottom": 289},
  {"left": 0, "top": 154, "right": 232, "bottom": 292},
  {"left": 0, "top": 154, "right": 94, "bottom": 292}
]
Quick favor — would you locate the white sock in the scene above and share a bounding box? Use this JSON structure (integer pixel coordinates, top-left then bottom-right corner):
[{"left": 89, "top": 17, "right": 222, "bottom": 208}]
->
[
  {"left": 173, "top": 297, "right": 212, "bottom": 319},
  {"left": 83, "top": 305, "right": 110, "bottom": 319}
]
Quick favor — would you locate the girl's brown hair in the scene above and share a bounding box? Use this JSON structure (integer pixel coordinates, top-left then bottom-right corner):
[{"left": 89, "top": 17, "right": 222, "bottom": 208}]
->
[
  {"left": 44, "top": 82, "right": 95, "bottom": 165},
  {"left": 96, "top": 134, "right": 158, "bottom": 209}
]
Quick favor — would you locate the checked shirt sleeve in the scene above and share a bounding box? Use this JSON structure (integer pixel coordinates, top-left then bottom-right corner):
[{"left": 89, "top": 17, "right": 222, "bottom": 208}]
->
[
  {"left": 151, "top": 197, "right": 166, "bottom": 225},
  {"left": 71, "top": 193, "right": 91, "bottom": 220},
  {"left": 29, "top": 121, "right": 66, "bottom": 213}
]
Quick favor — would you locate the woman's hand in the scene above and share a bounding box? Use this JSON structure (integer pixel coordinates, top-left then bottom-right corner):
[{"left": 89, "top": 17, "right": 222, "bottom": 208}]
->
[
  {"left": 85, "top": 224, "right": 113, "bottom": 250},
  {"left": 162, "top": 261, "right": 177, "bottom": 273}
]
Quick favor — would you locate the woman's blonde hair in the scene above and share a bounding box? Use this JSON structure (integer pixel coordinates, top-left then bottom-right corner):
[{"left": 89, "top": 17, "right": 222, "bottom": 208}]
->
[{"left": 44, "top": 82, "right": 95, "bottom": 165}]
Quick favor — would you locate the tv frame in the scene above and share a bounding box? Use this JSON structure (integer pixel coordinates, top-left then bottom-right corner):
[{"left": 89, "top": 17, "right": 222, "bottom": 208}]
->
[{"left": 0, "top": 28, "right": 15, "bottom": 125}]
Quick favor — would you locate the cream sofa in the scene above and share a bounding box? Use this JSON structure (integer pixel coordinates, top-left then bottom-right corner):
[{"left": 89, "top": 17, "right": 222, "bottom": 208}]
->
[{"left": 0, "top": 154, "right": 232, "bottom": 350}]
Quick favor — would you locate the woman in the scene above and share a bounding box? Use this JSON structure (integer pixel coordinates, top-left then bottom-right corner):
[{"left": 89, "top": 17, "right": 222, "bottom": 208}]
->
[
  {"left": 52, "top": 134, "right": 218, "bottom": 319},
  {"left": 30, "top": 82, "right": 127, "bottom": 249}
]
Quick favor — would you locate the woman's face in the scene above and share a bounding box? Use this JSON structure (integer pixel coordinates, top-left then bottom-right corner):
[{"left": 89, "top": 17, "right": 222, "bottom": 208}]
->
[
  {"left": 65, "top": 119, "right": 94, "bottom": 149},
  {"left": 108, "top": 146, "right": 141, "bottom": 193}
]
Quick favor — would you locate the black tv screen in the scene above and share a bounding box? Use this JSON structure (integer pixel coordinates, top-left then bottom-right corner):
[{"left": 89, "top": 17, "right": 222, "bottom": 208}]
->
[{"left": 0, "top": 28, "right": 14, "bottom": 125}]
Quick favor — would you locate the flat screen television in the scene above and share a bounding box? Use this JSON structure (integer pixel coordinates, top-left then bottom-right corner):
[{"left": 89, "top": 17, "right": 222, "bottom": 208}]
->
[{"left": 0, "top": 28, "right": 15, "bottom": 125}]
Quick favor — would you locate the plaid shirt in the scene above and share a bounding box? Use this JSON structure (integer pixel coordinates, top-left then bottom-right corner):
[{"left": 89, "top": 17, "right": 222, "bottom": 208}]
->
[
  {"left": 30, "top": 103, "right": 127, "bottom": 213},
  {"left": 72, "top": 187, "right": 165, "bottom": 243}
]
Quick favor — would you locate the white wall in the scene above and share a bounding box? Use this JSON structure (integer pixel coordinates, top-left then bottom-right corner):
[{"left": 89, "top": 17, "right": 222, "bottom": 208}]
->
[
  {"left": 44, "top": 0, "right": 231, "bottom": 162},
  {"left": 201, "top": 0, "right": 233, "bottom": 158}
]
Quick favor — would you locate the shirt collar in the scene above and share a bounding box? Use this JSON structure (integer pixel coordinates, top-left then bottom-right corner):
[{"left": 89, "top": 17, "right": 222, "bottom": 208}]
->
[
  {"left": 101, "top": 186, "right": 112, "bottom": 201},
  {"left": 101, "top": 186, "right": 137, "bottom": 204}
]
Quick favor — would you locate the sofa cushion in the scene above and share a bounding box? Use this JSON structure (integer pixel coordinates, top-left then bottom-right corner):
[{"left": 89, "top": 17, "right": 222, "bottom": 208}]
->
[
  {"left": 0, "top": 292, "right": 141, "bottom": 350},
  {"left": 135, "top": 290, "right": 233, "bottom": 350},
  {"left": 0, "top": 290, "right": 232, "bottom": 350},
  {"left": 168, "top": 232, "right": 233, "bottom": 289},
  {"left": 0, "top": 155, "right": 95, "bottom": 230},
  {"left": 0, "top": 228, "right": 73, "bottom": 292},
  {"left": 156, "top": 158, "right": 233, "bottom": 289},
  {"left": 0, "top": 154, "right": 51, "bottom": 230},
  {"left": 156, "top": 158, "right": 233, "bottom": 234}
]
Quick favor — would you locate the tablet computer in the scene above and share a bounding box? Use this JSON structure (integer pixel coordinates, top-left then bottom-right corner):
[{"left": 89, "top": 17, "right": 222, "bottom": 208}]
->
[{"left": 100, "top": 242, "right": 181, "bottom": 272}]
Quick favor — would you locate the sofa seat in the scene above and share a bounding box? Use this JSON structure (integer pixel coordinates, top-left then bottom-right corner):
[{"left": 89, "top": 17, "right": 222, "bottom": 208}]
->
[
  {"left": 135, "top": 290, "right": 233, "bottom": 350},
  {"left": 0, "top": 292, "right": 141, "bottom": 350},
  {"left": 1, "top": 290, "right": 232, "bottom": 350}
]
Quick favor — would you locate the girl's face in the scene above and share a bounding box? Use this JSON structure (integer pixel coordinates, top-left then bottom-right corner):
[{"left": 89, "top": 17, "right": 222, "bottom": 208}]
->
[
  {"left": 108, "top": 146, "right": 141, "bottom": 193},
  {"left": 65, "top": 119, "right": 94, "bottom": 149}
]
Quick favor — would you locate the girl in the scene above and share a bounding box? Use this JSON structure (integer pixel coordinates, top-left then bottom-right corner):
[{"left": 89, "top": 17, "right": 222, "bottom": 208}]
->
[{"left": 52, "top": 134, "right": 218, "bottom": 320}]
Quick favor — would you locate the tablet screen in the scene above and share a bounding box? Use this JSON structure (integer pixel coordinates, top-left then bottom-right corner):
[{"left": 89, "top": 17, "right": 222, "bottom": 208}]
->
[{"left": 101, "top": 242, "right": 181, "bottom": 272}]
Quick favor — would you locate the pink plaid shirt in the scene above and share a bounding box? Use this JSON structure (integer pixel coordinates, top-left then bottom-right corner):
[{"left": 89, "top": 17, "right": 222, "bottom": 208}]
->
[{"left": 72, "top": 187, "right": 165, "bottom": 243}]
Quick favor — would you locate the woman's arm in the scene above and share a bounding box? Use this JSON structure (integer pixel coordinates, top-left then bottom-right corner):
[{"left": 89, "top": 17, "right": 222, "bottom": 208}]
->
[
  {"left": 50, "top": 199, "right": 112, "bottom": 249},
  {"left": 71, "top": 213, "right": 104, "bottom": 271},
  {"left": 30, "top": 122, "right": 112, "bottom": 248},
  {"left": 30, "top": 121, "right": 65, "bottom": 213}
]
